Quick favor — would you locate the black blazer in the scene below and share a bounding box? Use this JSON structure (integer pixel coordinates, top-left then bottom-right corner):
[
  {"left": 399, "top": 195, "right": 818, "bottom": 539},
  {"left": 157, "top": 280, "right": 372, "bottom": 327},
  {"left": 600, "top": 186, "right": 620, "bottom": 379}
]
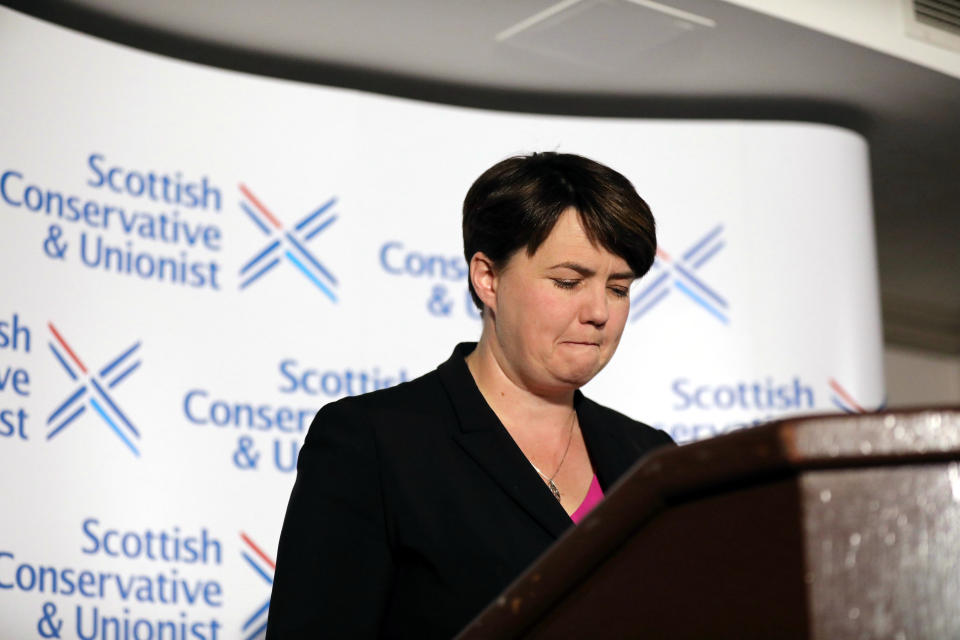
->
[{"left": 265, "top": 343, "right": 674, "bottom": 639}]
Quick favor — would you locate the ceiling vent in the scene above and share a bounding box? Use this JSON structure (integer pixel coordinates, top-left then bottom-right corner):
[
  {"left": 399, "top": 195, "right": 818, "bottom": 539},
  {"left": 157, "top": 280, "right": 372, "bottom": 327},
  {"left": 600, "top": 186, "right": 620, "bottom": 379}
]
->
[
  {"left": 495, "top": 0, "right": 715, "bottom": 71},
  {"left": 904, "top": 0, "right": 960, "bottom": 52}
]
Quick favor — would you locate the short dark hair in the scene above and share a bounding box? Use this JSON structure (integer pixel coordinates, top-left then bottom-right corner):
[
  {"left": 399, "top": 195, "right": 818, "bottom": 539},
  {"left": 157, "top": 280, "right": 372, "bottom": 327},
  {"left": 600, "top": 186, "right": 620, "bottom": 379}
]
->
[{"left": 463, "top": 152, "right": 656, "bottom": 309}]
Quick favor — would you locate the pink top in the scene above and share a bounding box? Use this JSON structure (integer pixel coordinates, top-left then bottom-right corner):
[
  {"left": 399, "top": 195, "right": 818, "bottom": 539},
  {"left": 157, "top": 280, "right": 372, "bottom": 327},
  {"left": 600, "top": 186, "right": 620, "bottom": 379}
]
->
[{"left": 570, "top": 474, "right": 604, "bottom": 524}]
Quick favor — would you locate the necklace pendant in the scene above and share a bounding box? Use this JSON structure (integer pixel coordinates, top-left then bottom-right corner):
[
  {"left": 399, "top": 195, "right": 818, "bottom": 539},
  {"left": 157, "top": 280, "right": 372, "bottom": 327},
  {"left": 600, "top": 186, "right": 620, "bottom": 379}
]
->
[{"left": 547, "top": 479, "right": 561, "bottom": 502}]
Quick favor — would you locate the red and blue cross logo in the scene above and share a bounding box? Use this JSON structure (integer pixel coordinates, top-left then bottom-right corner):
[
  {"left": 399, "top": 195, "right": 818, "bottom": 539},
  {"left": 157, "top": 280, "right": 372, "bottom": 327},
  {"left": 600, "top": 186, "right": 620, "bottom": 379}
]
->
[
  {"left": 631, "top": 224, "right": 728, "bottom": 324},
  {"left": 829, "top": 378, "right": 887, "bottom": 414},
  {"left": 240, "top": 531, "right": 274, "bottom": 640},
  {"left": 237, "top": 184, "right": 339, "bottom": 302},
  {"left": 46, "top": 322, "right": 142, "bottom": 456}
]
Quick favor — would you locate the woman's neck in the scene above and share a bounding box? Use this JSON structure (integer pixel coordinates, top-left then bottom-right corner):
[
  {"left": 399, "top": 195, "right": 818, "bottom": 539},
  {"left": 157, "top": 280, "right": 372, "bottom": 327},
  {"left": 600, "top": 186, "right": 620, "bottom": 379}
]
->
[{"left": 465, "top": 333, "right": 576, "bottom": 437}]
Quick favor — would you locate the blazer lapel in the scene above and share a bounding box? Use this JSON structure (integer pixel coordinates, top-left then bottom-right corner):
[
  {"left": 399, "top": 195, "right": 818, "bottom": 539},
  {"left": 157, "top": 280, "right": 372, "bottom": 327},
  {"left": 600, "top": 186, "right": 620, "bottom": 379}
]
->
[
  {"left": 575, "top": 392, "right": 637, "bottom": 493},
  {"left": 438, "top": 345, "right": 573, "bottom": 539}
]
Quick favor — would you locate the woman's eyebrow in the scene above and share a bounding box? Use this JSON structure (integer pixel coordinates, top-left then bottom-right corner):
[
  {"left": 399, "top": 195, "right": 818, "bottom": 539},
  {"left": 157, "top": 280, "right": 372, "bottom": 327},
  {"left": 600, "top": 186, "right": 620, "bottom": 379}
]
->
[
  {"left": 547, "top": 262, "right": 635, "bottom": 279},
  {"left": 548, "top": 261, "right": 594, "bottom": 276}
]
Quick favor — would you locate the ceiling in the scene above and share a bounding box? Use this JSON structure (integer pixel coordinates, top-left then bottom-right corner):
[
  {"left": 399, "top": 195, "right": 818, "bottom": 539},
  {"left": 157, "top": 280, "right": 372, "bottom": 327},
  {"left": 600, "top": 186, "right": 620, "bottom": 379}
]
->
[{"left": 6, "top": 0, "right": 960, "bottom": 352}]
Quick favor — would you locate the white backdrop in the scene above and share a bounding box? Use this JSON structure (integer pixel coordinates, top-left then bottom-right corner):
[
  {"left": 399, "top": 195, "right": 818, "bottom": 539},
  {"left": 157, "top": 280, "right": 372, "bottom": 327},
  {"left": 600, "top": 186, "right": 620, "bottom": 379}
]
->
[{"left": 0, "top": 7, "right": 884, "bottom": 639}]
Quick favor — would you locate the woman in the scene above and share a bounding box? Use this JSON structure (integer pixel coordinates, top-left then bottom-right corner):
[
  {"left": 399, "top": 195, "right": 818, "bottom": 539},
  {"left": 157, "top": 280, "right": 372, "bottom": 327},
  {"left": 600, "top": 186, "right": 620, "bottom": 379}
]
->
[{"left": 265, "top": 152, "right": 674, "bottom": 639}]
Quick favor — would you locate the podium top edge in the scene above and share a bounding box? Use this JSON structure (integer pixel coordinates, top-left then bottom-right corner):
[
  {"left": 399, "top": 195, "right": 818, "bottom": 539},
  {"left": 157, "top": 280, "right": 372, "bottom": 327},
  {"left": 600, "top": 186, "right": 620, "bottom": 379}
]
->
[
  {"left": 779, "top": 407, "right": 960, "bottom": 462},
  {"left": 689, "top": 407, "right": 960, "bottom": 469},
  {"left": 626, "top": 408, "right": 960, "bottom": 500}
]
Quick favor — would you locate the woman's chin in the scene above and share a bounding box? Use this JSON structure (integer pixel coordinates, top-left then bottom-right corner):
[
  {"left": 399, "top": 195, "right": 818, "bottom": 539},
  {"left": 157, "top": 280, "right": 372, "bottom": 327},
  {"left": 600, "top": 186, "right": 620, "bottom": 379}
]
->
[{"left": 549, "top": 360, "right": 604, "bottom": 389}]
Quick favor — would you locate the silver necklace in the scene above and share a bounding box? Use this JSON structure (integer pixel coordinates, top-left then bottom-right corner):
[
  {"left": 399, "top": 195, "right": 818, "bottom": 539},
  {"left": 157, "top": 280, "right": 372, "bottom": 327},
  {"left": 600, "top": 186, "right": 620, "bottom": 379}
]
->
[{"left": 529, "top": 410, "right": 576, "bottom": 502}]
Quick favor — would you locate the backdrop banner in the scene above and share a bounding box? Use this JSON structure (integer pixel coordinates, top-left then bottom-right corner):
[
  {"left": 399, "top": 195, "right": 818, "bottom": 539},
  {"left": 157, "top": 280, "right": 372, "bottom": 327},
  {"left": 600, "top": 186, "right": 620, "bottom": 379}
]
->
[{"left": 0, "top": 7, "right": 884, "bottom": 639}]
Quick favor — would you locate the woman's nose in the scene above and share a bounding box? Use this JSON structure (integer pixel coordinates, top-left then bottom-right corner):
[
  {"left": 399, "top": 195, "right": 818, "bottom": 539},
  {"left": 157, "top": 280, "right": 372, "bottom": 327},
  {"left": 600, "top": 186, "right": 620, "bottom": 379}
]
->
[{"left": 580, "top": 285, "right": 609, "bottom": 327}]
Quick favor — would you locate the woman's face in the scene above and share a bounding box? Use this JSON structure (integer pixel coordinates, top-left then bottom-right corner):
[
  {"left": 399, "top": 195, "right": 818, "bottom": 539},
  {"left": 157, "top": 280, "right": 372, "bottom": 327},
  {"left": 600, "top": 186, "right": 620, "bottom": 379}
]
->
[{"left": 490, "top": 208, "right": 635, "bottom": 394}]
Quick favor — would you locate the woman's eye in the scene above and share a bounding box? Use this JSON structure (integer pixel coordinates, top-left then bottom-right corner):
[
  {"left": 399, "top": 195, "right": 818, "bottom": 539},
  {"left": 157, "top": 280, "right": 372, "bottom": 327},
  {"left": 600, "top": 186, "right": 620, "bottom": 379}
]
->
[
  {"left": 552, "top": 279, "right": 579, "bottom": 290},
  {"left": 608, "top": 287, "right": 629, "bottom": 299}
]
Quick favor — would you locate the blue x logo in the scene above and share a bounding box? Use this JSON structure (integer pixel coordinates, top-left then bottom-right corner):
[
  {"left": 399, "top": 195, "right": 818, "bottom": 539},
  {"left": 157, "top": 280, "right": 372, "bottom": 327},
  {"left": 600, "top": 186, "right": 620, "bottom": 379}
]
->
[
  {"left": 239, "top": 532, "right": 274, "bottom": 640},
  {"left": 237, "top": 184, "right": 339, "bottom": 302},
  {"left": 631, "top": 224, "right": 728, "bottom": 324},
  {"left": 47, "top": 322, "right": 143, "bottom": 456}
]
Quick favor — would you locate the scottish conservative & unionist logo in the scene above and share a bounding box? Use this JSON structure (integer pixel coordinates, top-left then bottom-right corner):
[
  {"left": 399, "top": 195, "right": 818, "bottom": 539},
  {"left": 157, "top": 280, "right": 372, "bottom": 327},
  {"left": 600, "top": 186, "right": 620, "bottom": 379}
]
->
[
  {"left": 1, "top": 153, "right": 223, "bottom": 290},
  {"left": 236, "top": 184, "right": 339, "bottom": 302},
  {"left": 47, "top": 322, "right": 144, "bottom": 456}
]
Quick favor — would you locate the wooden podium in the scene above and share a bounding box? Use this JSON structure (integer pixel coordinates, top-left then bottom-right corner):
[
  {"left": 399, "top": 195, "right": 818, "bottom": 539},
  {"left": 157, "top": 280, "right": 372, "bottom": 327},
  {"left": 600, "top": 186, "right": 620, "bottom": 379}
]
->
[{"left": 456, "top": 409, "right": 960, "bottom": 639}]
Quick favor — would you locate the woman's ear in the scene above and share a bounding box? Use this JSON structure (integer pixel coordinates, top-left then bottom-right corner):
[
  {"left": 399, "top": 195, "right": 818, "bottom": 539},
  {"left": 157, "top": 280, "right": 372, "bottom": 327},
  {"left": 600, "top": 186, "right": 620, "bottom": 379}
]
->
[{"left": 469, "top": 251, "right": 498, "bottom": 314}]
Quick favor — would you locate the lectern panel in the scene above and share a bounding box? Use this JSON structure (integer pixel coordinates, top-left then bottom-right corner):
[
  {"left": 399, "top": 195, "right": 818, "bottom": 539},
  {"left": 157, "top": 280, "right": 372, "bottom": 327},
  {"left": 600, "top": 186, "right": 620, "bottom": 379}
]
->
[
  {"left": 803, "top": 464, "right": 960, "bottom": 639},
  {"left": 526, "top": 477, "right": 808, "bottom": 639}
]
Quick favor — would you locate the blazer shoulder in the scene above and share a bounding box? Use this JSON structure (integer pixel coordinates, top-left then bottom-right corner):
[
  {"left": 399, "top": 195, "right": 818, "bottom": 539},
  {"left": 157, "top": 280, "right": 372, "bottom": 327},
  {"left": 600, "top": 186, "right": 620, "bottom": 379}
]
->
[
  {"left": 306, "top": 367, "right": 447, "bottom": 441},
  {"left": 326, "top": 367, "right": 443, "bottom": 413},
  {"left": 579, "top": 395, "right": 675, "bottom": 449}
]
